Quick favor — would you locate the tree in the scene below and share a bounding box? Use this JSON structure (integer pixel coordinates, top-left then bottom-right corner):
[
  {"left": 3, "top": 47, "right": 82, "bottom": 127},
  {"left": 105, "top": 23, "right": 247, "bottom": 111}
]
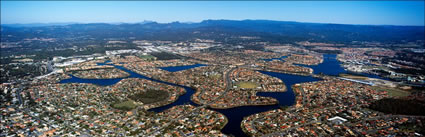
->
[{"left": 27, "top": 91, "right": 36, "bottom": 106}]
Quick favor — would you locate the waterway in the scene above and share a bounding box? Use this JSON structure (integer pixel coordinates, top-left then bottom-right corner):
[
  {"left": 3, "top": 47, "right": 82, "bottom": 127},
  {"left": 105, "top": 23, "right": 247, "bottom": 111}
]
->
[
  {"left": 59, "top": 63, "right": 199, "bottom": 112},
  {"left": 294, "top": 54, "right": 346, "bottom": 76},
  {"left": 295, "top": 54, "right": 390, "bottom": 80},
  {"left": 58, "top": 55, "right": 349, "bottom": 137},
  {"left": 213, "top": 72, "right": 319, "bottom": 137}
]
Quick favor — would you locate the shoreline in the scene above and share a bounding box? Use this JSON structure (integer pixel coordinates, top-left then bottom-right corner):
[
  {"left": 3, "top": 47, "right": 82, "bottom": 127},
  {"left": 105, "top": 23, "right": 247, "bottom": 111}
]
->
[
  {"left": 208, "top": 102, "right": 279, "bottom": 110},
  {"left": 71, "top": 75, "right": 130, "bottom": 80},
  {"left": 144, "top": 89, "right": 187, "bottom": 111}
]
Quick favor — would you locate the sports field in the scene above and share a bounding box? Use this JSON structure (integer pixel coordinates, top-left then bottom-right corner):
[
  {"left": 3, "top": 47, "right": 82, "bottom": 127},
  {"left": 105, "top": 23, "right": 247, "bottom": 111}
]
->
[
  {"left": 113, "top": 100, "right": 137, "bottom": 111},
  {"left": 237, "top": 81, "right": 260, "bottom": 89}
]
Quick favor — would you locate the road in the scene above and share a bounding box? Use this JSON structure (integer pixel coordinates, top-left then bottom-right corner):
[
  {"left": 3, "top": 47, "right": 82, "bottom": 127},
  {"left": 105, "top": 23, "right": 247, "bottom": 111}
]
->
[
  {"left": 148, "top": 53, "right": 314, "bottom": 136},
  {"left": 145, "top": 60, "right": 237, "bottom": 136},
  {"left": 261, "top": 109, "right": 425, "bottom": 137},
  {"left": 11, "top": 81, "right": 92, "bottom": 136}
]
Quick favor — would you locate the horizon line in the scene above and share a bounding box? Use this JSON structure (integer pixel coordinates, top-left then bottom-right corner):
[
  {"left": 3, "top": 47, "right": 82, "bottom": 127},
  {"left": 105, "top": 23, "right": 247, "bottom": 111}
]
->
[{"left": 2, "top": 19, "right": 425, "bottom": 27}]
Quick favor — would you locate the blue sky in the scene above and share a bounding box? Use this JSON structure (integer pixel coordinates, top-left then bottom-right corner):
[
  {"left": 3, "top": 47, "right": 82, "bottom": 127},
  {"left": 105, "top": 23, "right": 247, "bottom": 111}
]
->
[{"left": 1, "top": 1, "right": 424, "bottom": 26}]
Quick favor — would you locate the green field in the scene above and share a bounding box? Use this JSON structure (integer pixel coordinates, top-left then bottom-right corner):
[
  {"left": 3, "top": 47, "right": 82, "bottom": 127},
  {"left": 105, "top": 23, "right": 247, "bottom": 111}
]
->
[
  {"left": 209, "top": 74, "right": 222, "bottom": 79},
  {"left": 129, "top": 89, "right": 169, "bottom": 104},
  {"left": 236, "top": 81, "right": 260, "bottom": 89},
  {"left": 371, "top": 86, "right": 410, "bottom": 98},
  {"left": 112, "top": 100, "right": 137, "bottom": 111},
  {"left": 137, "top": 54, "right": 156, "bottom": 61},
  {"left": 339, "top": 74, "right": 369, "bottom": 80}
]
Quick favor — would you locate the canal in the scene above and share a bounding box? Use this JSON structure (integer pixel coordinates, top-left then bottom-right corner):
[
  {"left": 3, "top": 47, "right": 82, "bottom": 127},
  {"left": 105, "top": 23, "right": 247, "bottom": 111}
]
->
[{"left": 59, "top": 54, "right": 356, "bottom": 136}]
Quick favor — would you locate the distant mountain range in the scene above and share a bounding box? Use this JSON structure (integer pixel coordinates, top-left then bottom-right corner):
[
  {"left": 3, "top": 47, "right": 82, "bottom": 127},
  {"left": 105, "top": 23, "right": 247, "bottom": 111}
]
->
[
  {"left": 2, "top": 20, "right": 424, "bottom": 43},
  {"left": 2, "top": 22, "right": 79, "bottom": 27},
  {"left": 1, "top": 21, "right": 155, "bottom": 27}
]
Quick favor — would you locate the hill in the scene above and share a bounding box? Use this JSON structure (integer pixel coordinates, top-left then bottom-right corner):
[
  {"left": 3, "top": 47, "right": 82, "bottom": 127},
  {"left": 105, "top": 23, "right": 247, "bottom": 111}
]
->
[{"left": 2, "top": 20, "right": 424, "bottom": 43}]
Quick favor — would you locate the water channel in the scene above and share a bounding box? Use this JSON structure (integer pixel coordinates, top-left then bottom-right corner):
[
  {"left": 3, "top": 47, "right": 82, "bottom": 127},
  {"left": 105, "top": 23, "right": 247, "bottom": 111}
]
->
[{"left": 59, "top": 54, "right": 361, "bottom": 136}]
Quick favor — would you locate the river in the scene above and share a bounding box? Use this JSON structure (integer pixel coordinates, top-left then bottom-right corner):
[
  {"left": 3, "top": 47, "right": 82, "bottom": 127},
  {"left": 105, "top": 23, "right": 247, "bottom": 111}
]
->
[{"left": 59, "top": 54, "right": 356, "bottom": 136}]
